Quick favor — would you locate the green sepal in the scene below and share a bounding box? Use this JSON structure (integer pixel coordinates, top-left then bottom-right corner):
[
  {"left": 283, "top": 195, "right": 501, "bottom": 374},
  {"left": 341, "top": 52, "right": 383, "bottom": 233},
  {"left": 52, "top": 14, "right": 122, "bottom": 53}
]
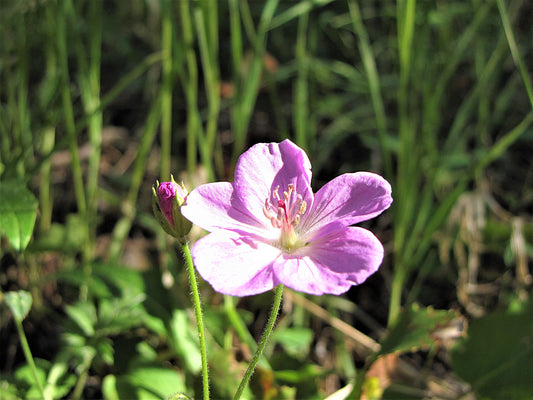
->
[{"left": 152, "top": 180, "right": 192, "bottom": 242}]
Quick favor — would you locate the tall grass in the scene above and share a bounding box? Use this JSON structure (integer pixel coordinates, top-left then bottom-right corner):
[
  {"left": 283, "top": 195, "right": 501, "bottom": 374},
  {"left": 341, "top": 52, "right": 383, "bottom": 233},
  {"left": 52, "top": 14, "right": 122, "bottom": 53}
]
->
[{"left": 386, "top": 0, "right": 533, "bottom": 325}]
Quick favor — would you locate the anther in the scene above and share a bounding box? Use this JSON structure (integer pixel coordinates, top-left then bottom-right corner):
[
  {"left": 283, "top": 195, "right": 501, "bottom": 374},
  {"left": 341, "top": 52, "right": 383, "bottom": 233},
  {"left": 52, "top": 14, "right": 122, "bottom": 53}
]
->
[
  {"left": 273, "top": 186, "right": 280, "bottom": 201},
  {"left": 264, "top": 184, "right": 307, "bottom": 232},
  {"left": 299, "top": 201, "right": 307, "bottom": 215},
  {"left": 293, "top": 215, "right": 300, "bottom": 226}
]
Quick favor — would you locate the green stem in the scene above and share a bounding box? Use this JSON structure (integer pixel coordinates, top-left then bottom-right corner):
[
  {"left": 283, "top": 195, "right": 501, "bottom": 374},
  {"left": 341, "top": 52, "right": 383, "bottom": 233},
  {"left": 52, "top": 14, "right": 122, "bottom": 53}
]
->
[
  {"left": 294, "top": 11, "right": 309, "bottom": 151},
  {"left": 57, "top": 0, "right": 87, "bottom": 221},
  {"left": 14, "top": 318, "right": 45, "bottom": 399},
  {"left": 233, "top": 284, "right": 283, "bottom": 400},
  {"left": 71, "top": 350, "right": 96, "bottom": 400},
  {"left": 194, "top": 3, "right": 220, "bottom": 181},
  {"left": 496, "top": 0, "right": 533, "bottom": 111},
  {"left": 108, "top": 93, "right": 162, "bottom": 261},
  {"left": 389, "top": 0, "right": 417, "bottom": 328},
  {"left": 232, "top": 0, "right": 279, "bottom": 161},
  {"left": 347, "top": 0, "right": 392, "bottom": 179},
  {"left": 178, "top": 0, "right": 199, "bottom": 177},
  {"left": 160, "top": 0, "right": 173, "bottom": 181},
  {"left": 57, "top": 0, "right": 91, "bottom": 301},
  {"left": 181, "top": 242, "right": 209, "bottom": 400}
]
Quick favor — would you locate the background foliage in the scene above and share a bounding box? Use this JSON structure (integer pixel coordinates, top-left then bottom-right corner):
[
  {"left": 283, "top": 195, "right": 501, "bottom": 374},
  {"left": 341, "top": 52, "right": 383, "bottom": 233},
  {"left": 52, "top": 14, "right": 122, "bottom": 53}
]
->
[{"left": 1, "top": 0, "right": 532, "bottom": 399}]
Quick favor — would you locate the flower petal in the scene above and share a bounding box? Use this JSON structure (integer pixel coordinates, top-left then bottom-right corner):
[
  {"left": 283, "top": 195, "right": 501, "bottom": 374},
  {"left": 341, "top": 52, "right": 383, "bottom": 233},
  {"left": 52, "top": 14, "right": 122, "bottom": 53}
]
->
[
  {"left": 273, "top": 227, "right": 384, "bottom": 295},
  {"left": 191, "top": 230, "right": 280, "bottom": 296},
  {"left": 181, "top": 182, "right": 276, "bottom": 238},
  {"left": 300, "top": 172, "right": 392, "bottom": 239},
  {"left": 233, "top": 140, "right": 313, "bottom": 223},
  {"left": 272, "top": 256, "right": 354, "bottom": 295}
]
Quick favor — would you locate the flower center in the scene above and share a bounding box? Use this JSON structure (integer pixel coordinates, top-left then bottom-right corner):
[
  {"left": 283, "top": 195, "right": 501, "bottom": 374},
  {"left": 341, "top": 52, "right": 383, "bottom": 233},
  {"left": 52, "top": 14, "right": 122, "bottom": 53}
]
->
[{"left": 263, "top": 184, "right": 307, "bottom": 251}]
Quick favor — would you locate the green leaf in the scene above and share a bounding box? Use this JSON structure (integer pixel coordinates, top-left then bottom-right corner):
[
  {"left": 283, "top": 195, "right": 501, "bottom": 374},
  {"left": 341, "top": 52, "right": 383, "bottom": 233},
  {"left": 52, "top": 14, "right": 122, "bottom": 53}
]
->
[
  {"left": 30, "top": 215, "right": 86, "bottom": 253},
  {"left": 272, "top": 327, "right": 313, "bottom": 359},
  {"left": 274, "top": 364, "right": 325, "bottom": 383},
  {"left": 0, "top": 180, "right": 38, "bottom": 251},
  {"left": 167, "top": 393, "right": 193, "bottom": 400},
  {"left": 92, "top": 262, "right": 146, "bottom": 298},
  {"left": 169, "top": 309, "right": 202, "bottom": 374},
  {"left": 42, "top": 358, "right": 76, "bottom": 400},
  {"left": 209, "top": 344, "right": 251, "bottom": 400},
  {"left": 0, "top": 377, "right": 23, "bottom": 399},
  {"left": 65, "top": 302, "right": 97, "bottom": 337},
  {"left": 51, "top": 270, "right": 112, "bottom": 299},
  {"left": 102, "top": 365, "right": 187, "bottom": 400},
  {"left": 128, "top": 367, "right": 186, "bottom": 400},
  {"left": 14, "top": 358, "right": 48, "bottom": 399},
  {"left": 97, "top": 296, "right": 146, "bottom": 336},
  {"left": 379, "top": 304, "right": 459, "bottom": 355},
  {"left": 5, "top": 290, "right": 32, "bottom": 322},
  {"left": 102, "top": 374, "right": 121, "bottom": 400},
  {"left": 451, "top": 300, "right": 533, "bottom": 399}
]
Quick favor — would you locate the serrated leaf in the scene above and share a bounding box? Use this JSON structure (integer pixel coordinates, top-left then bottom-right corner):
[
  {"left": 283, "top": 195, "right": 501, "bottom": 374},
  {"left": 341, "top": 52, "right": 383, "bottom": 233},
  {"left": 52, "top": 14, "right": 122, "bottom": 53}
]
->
[
  {"left": 451, "top": 299, "right": 533, "bottom": 399},
  {"left": 97, "top": 295, "right": 146, "bottom": 336},
  {"left": 379, "top": 304, "right": 458, "bottom": 355},
  {"left": 0, "top": 181, "right": 38, "bottom": 251},
  {"left": 5, "top": 290, "right": 33, "bottom": 322}
]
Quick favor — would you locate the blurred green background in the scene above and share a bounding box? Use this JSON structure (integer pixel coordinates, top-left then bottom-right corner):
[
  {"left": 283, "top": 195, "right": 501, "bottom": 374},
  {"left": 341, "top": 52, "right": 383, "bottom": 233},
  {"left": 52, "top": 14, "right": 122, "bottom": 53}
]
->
[{"left": 1, "top": 0, "right": 532, "bottom": 399}]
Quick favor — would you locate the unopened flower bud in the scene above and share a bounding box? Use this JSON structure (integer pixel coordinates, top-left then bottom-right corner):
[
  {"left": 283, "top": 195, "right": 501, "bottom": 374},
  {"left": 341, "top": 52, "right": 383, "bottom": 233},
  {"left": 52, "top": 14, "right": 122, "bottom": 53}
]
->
[{"left": 152, "top": 177, "right": 192, "bottom": 241}]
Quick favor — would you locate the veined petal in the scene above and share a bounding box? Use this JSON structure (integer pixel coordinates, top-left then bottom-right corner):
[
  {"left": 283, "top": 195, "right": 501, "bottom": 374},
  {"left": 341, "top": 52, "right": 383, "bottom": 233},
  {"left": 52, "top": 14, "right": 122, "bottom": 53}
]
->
[
  {"left": 301, "top": 172, "right": 392, "bottom": 239},
  {"left": 233, "top": 140, "right": 313, "bottom": 222},
  {"left": 181, "top": 182, "right": 276, "bottom": 238},
  {"left": 274, "top": 227, "right": 384, "bottom": 295},
  {"left": 191, "top": 230, "right": 280, "bottom": 296},
  {"left": 272, "top": 256, "right": 354, "bottom": 295}
]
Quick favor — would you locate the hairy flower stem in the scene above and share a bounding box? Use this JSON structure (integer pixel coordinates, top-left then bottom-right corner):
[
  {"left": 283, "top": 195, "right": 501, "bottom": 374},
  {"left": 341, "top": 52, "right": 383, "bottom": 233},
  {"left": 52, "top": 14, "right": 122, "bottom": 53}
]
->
[
  {"left": 233, "top": 284, "right": 284, "bottom": 400},
  {"left": 181, "top": 242, "right": 210, "bottom": 400}
]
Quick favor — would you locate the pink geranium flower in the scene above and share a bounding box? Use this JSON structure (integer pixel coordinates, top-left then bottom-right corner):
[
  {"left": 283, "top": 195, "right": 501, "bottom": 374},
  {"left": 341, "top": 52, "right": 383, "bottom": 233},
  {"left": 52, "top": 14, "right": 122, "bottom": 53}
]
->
[{"left": 181, "top": 140, "right": 392, "bottom": 296}]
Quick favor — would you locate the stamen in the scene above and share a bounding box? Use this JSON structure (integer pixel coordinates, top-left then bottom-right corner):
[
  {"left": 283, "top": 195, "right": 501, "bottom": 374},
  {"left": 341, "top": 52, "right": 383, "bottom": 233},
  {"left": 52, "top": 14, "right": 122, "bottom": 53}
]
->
[
  {"left": 263, "top": 199, "right": 273, "bottom": 219},
  {"left": 273, "top": 186, "right": 280, "bottom": 201},
  {"left": 276, "top": 207, "right": 284, "bottom": 221},
  {"left": 293, "top": 214, "right": 300, "bottom": 226},
  {"left": 264, "top": 184, "right": 308, "bottom": 250},
  {"left": 299, "top": 201, "right": 307, "bottom": 215}
]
